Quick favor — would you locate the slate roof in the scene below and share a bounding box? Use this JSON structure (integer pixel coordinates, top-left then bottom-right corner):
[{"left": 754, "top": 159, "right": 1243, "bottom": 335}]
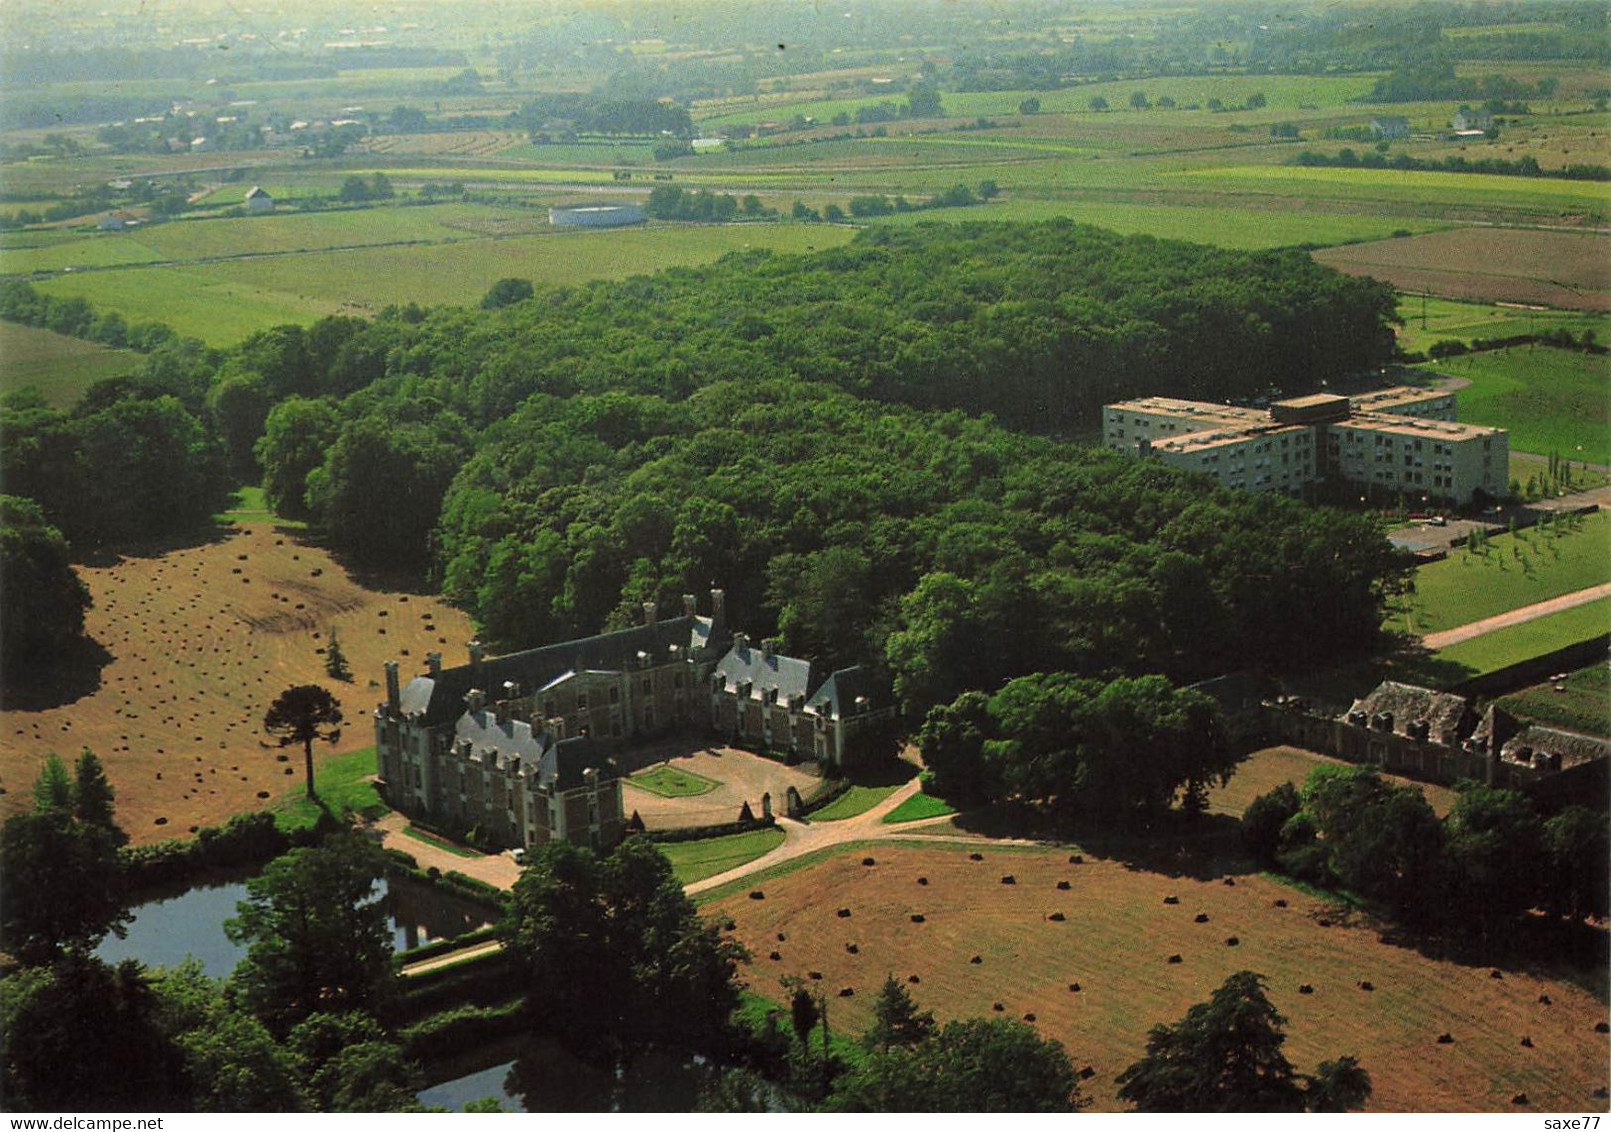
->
[
  {"left": 543, "top": 734, "right": 614, "bottom": 793},
  {"left": 454, "top": 709, "right": 543, "bottom": 768},
  {"left": 806, "top": 665, "right": 880, "bottom": 721},
  {"left": 398, "top": 615, "right": 714, "bottom": 727},
  {"left": 451, "top": 712, "right": 615, "bottom": 791},
  {"left": 1346, "top": 680, "right": 1476, "bottom": 745},
  {"left": 714, "top": 640, "right": 812, "bottom": 705}
]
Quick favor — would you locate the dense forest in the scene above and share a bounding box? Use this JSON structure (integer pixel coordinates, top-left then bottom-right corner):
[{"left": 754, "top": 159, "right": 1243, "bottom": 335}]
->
[{"left": 3, "top": 222, "right": 1408, "bottom": 712}]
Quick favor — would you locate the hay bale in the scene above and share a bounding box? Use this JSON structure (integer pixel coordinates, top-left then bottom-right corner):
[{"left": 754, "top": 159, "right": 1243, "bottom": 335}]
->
[
  {"left": 1225, "top": 937, "right": 1239, "bottom": 946},
  {"left": 917, "top": 877, "right": 929, "bottom": 886},
  {"left": 776, "top": 932, "right": 786, "bottom": 942},
  {"left": 907, "top": 975, "right": 920, "bottom": 984},
  {"left": 1167, "top": 954, "right": 1182, "bottom": 964},
  {"left": 991, "top": 1003, "right": 1004, "bottom": 1012},
  {"left": 837, "top": 908, "right": 852, "bottom": 918},
  {"left": 1358, "top": 981, "right": 1374, "bottom": 992},
  {"left": 839, "top": 988, "right": 854, "bottom": 998},
  {"left": 1538, "top": 994, "right": 1551, "bottom": 1005},
  {"left": 1222, "top": 878, "right": 1236, "bottom": 886},
  {"left": 808, "top": 971, "right": 822, "bottom": 981},
  {"left": 970, "top": 955, "right": 982, "bottom": 965},
  {"left": 1056, "top": 880, "right": 1071, "bottom": 891},
  {"left": 768, "top": 951, "right": 782, "bottom": 961},
  {"left": 1520, "top": 1037, "right": 1533, "bottom": 1048},
  {"left": 1596, "top": 1022, "right": 1610, "bottom": 1034},
  {"left": 861, "top": 857, "right": 875, "bottom": 866},
  {"left": 1068, "top": 854, "right": 1083, "bottom": 864},
  {"left": 845, "top": 943, "right": 859, "bottom": 954},
  {"left": 969, "top": 853, "right": 983, "bottom": 861},
  {"left": 1048, "top": 912, "right": 1065, "bottom": 922},
  {"left": 1436, "top": 1033, "right": 1454, "bottom": 1044},
  {"left": 749, "top": 890, "right": 765, "bottom": 900},
  {"left": 1490, "top": 969, "right": 1504, "bottom": 980},
  {"left": 1023, "top": 1013, "right": 1036, "bottom": 1022},
  {"left": 1194, "top": 913, "right": 1210, "bottom": 923},
  {"left": 910, "top": 914, "right": 926, "bottom": 923},
  {"left": 1000, "top": 875, "right": 1015, "bottom": 885},
  {"left": 1078, "top": 1067, "right": 1095, "bottom": 1080},
  {"left": 1298, "top": 984, "right": 1314, "bottom": 995},
  {"left": 1163, "top": 895, "right": 1179, "bottom": 905},
  {"left": 1511, "top": 1094, "right": 1528, "bottom": 1105},
  {"left": 1068, "top": 983, "right": 1081, "bottom": 993},
  {"left": 1273, "top": 899, "right": 1288, "bottom": 908}
]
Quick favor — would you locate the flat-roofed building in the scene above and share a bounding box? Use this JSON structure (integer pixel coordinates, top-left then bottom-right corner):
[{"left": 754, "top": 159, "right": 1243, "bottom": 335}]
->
[{"left": 1105, "top": 386, "right": 1506, "bottom": 505}]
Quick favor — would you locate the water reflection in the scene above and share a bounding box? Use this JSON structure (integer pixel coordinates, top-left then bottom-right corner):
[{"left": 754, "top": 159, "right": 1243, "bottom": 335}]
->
[
  {"left": 96, "top": 870, "right": 495, "bottom": 977},
  {"left": 418, "top": 1035, "right": 712, "bottom": 1112}
]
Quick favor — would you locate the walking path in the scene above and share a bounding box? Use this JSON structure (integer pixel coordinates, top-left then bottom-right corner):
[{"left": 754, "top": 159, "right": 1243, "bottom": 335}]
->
[{"left": 1421, "top": 580, "right": 1611, "bottom": 650}]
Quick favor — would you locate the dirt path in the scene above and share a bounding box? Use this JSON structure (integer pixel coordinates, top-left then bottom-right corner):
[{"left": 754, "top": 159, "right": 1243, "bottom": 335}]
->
[
  {"left": 1421, "top": 580, "right": 1611, "bottom": 650},
  {"left": 398, "top": 938, "right": 504, "bottom": 977},
  {"left": 371, "top": 811, "right": 521, "bottom": 888}
]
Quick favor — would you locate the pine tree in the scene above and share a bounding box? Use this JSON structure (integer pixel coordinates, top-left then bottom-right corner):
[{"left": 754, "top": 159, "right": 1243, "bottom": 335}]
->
[
  {"left": 73, "top": 748, "right": 127, "bottom": 847},
  {"left": 323, "top": 626, "right": 352, "bottom": 682}
]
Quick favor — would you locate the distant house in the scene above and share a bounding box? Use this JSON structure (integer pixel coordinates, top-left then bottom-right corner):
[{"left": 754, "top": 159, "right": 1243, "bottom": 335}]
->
[
  {"left": 1451, "top": 106, "right": 1493, "bottom": 132},
  {"left": 97, "top": 211, "right": 140, "bottom": 231},
  {"left": 245, "top": 186, "right": 274, "bottom": 213},
  {"left": 1370, "top": 116, "right": 1409, "bottom": 139},
  {"left": 190, "top": 136, "right": 215, "bottom": 153}
]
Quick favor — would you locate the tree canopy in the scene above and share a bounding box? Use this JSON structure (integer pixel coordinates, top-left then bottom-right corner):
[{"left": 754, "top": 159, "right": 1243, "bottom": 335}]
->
[{"left": 0, "top": 496, "right": 91, "bottom": 676}]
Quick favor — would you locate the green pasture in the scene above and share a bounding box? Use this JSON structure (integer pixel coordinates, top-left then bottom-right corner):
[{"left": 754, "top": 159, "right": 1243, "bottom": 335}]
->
[
  {"left": 1389, "top": 511, "right": 1610, "bottom": 636},
  {"left": 698, "top": 74, "right": 1381, "bottom": 128},
  {"left": 627, "top": 764, "right": 720, "bottom": 798},
  {"left": 1394, "top": 297, "right": 1611, "bottom": 356},
  {"left": 1, "top": 230, "right": 168, "bottom": 273},
  {"left": 1497, "top": 663, "right": 1610, "bottom": 737},
  {"left": 808, "top": 783, "right": 899, "bottom": 822},
  {"left": 272, "top": 746, "right": 387, "bottom": 834},
  {"left": 881, "top": 791, "right": 957, "bottom": 824},
  {"left": 0, "top": 322, "right": 141, "bottom": 407},
  {"left": 1433, "top": 596, "right": 1610, "bottom": 677},
  {"left": 31, "top": 222, "right": 856, "bottom": 345},
  {"left": 1177, "top": 164, "right": 1611, "bottom": 213},
  {"left": 1416, "top": 346, "right": 1611, "bottom": 463},
  {"left": 871, "top": 199, "right": 1447, "bottom": 249},
  {"left": 661, "top": 827, "right": 785, "bottom": 884},
  {"left": 494, "top": 141, "right": 658, "bottom": 164}
]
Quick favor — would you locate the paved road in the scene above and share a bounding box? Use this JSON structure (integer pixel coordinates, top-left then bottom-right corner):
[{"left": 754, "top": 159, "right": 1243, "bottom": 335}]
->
[{"left": 1422, "top": 581, "right": 1611, "bottom": 650}]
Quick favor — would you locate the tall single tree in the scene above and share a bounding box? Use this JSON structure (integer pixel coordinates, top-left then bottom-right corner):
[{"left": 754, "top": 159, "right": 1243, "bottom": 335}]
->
[
  {"left": 263, "top": 684, "right": 343, "bottom": 800},
  {"left": 1116, "top": 971, "right": 1370, "bottom": 1112},
  {"left": 73, "top": 748, "right": 126, "bottom": 846}
]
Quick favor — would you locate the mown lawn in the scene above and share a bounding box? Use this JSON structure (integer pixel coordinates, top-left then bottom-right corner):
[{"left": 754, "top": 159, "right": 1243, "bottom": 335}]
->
[
  {"left": 627, "top": 764, "right": 720, "bottom": 798},
  {"left": 660, "top": 827, "right": 785, "bottom": 884},
  {"left": 881, "top": 791, "right": 958, "bottom": 824},
  {"left": 1390, "top": 512, "right": 1610, "bottom": 635},
  {"left": 1417, "top": 345, "right": 1611, "bottom": 463},
  {"left": 809, "top": 783, "right": 900, "bottom": 822},
  {"left": 272, "top": 746, "right": 387, "bottom": 834},
  {"left": 1434, "top": 596, "right": 1610, "bottom": 676}
]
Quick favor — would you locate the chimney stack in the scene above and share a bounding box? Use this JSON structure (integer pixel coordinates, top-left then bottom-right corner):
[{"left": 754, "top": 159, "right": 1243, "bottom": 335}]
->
[
  {"left": 762, "top": 638, "right": 773, "bottom": 660},
  {"left": 683, "top": 593, "right": 697, "bottom": 619},
  {"left": 467, "top": 688, "right": 485, "bottom": 714},
  {"left": 643, "top": 601, "right": 658, "bottom": 626},
  {"left": 384, "top": 661, "right": 400, "bottom": 712},
  {"left": 426, "top": 651, "right": 442, "bottom": 678},
  {"left": 710, "top": 587, "right": 726, "bottom": 627},
  {"left": 469, "top": 640, "right": 484, "bottom": 672},
  {"left": 733, "top": 631, "right": 748, "bottom": 653}
]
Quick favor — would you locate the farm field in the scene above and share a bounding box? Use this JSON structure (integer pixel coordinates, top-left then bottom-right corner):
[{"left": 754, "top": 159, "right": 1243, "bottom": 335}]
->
[
  {"left": 1496, "top": 663, "right": 1611, "bottom": 737},
  {"left": 870, "top": 199, "right": 1447, "bottom": 250},
  {"left": 1388, "top": 512, "right": 1610, "bottom": 636},
  {"left": 1433, "top": 596, "right": 1611, "bottom": 677},
  {"left": 705, "top": 842, "right": 1608, "bottom": 1111},
  {"left": 1394, "top": 296, "right": 1611, "bottom": 356},
  {"left": 1186, "top": 165, "right": 1611, "bottom": 218},
  {"left": 1416, "top": 345, "right": 1611, "bottom": 463},
  {"left": 29, "top": 223, "right": 856, "bottom": 345},
  {"left": 0, "top": 519, "right": 477, "bottom": 841},
  {"left": 0, "top": 322, "right": 140, "bottom": 407},
  {"left": 1205, "top": 746, "right": 1459, "bottom": 819},
  {"left": 1314, "top": 229, "right": 1611, "bottom": 312}
]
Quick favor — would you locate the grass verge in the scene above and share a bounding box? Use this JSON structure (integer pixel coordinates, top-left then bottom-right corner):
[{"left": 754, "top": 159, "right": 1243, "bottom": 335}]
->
[
  {"left": 404, "top": 825, "right": 484, "bottom": 858},
  {"left": 881, "top": 792, "right": 958, "bottom": 824},
  {"left": 1495, "top": 664, "right": 1610, "bottom": 737},
  {"left": 662, "top": 826, "right": 785, "bottom": 885},
  {"left": 808, "top": 784, "right": 899, "bottom": 822},
  {"left": 1434, "top": 596, "right": 1610, "bottom": 676}
]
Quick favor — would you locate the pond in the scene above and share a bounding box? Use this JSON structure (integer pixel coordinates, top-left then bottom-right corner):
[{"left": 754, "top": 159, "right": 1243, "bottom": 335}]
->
[
  {"left": 96, "top": 870, "right": 495, "bottom": 977},
  {"left": 417, "top": 1035, "right": 716, "bottom": 1112}
]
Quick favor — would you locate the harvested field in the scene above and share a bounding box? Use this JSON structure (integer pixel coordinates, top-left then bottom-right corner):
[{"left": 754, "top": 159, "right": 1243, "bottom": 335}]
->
[
  {"left": 0, "top": 521, "right": 475, "bottom": 842},
  {"left": 1314, "top": 229, "right": 1611, "bottom": 311},
  {"left": 707, "top": 843, "right": 1609, "bottom": 1112}
]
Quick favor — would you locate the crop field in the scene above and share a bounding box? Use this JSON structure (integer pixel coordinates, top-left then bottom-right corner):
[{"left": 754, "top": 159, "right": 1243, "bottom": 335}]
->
[
  {"left": 1388, "top": 512, "right": 1610, "bottom": 636},
  {"left": 0, "top": 322, "right": 140, "bottom": 407},
  {"left": 1185, "top": 165, "right": 1611, "bottom": 217},
  {"left": 706, "top": 842, "right": 1608, "bottom": 1111},
  {"left": 30, "top": 223, "right": 856, "bottom": 345},
  {"left": 361, "top": 131, "right": 521, "bottom": 159},
  {"left": 1314, "top": 228, "right": 1611, "bottom": 311},
  {"left": 1205, "top": 746, "right": 1459, "bottom": 819},
  {"left": 1434, "top": 596, "right": 1611, "bottom": 677},
  {"left": 1415, "top": 345, "right": 1611, "bottom": 462},
  {"left": 1393, "top": 297, "right": 1611, "bottom": 356},
  {"left": 0, "top": 519, "right": 477, "bottom": 842},
  {"left": 871, "top": 199, "right": 1446, "bottom": 249},
  {"left": 1496, "top": 663, "right": 1610, "bottom": 737}
]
